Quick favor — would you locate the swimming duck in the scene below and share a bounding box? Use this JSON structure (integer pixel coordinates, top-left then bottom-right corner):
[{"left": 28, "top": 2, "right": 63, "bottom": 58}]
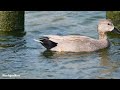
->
[{"left": 34, "top": 19, "right": 120, "bottom": 52}]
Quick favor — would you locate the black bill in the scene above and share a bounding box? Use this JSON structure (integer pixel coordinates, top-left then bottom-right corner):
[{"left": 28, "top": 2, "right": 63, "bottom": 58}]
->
[{"left": 112, "top": 27, "right": 120, "bottom": 34}]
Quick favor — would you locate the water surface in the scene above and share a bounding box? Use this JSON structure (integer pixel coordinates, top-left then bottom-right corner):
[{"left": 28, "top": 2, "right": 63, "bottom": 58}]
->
[{"left": 0, "top": 11, "right": 120, "bottom": 79}]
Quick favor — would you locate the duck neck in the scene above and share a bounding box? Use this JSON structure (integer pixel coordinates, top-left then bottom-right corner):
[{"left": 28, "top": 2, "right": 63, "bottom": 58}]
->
[
  {"left": 98, "top": 32, "right": 110, "bottom": 48},
  {"left": 98, "top": 32, "right": 108, "bottom": 40}
]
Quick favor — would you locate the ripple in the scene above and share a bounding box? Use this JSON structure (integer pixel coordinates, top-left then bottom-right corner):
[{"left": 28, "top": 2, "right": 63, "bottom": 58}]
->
[
  {"left": 2, "top": 11, "right": 120, "bottom": 79},
  {"left": 52, "top": 17, "right": 65, "bottom": 22}
]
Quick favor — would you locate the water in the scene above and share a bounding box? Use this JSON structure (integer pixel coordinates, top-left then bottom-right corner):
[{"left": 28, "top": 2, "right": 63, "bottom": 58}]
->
[{"left": 0, "top": 11, "right": 120, "bottom": 79}]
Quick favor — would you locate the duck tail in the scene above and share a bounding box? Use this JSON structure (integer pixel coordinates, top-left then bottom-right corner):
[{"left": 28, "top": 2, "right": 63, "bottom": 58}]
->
[{"left": 34, "top": 37, "right": 58, "bottom": 50}]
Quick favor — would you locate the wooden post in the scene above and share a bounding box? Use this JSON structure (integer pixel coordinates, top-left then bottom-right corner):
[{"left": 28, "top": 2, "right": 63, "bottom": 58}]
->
[
  {"left": 0, "top": 11, "right": 24, "bottom": 31},
  {"left": 106, "top": 11, "right": 120, "bottom": 29}
]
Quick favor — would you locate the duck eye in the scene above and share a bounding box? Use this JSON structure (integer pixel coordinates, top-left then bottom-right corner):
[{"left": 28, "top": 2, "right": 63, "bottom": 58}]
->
[{"left": 108, "top": 23, "right": 111, "bottom": 25}]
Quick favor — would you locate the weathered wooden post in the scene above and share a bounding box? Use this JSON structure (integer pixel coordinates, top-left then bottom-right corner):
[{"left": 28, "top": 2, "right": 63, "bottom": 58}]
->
[
  {"left": 106, "top": 11, "right": 120, "bottom": 29},
  {"left": 106, "top": 11, "right": 120, "bottom": 38},
  {"left": 0, "top": 11, "right": 24, "bottom": 31},
  {"left": 0, "top": 11, "right": 25, "bottom": 47}
]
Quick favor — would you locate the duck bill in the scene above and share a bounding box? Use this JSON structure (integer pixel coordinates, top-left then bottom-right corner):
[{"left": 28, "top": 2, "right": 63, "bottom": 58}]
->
[{"left": 112, "top": 27, "right": 120, "bottom": 34}]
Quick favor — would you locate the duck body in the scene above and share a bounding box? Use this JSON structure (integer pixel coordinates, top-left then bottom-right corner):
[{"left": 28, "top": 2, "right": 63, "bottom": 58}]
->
[
  {"left": 38, "top": 35, "right": 109, "bottom": 52},
  {"left": 35, "top": 19, "right": 119, "bottom": 52}
]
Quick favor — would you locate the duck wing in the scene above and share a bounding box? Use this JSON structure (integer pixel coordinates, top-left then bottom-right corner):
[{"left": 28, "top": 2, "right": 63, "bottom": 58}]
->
[
  {"left": 43, "top": 35, "right": 98, "bottom": 51},
  {"left": 46, "top": 35, "right": 96, "bottom": 43}
]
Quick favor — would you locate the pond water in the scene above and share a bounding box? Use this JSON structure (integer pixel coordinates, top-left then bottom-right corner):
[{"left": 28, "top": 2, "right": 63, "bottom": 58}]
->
[{"left": 0, "top": 11, "right": 120, "bottom": 79}]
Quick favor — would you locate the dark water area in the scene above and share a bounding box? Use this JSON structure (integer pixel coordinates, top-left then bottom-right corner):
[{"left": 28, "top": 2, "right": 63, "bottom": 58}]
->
[{"left": 0, "top": 11, "right": 120, "bottom": 79}]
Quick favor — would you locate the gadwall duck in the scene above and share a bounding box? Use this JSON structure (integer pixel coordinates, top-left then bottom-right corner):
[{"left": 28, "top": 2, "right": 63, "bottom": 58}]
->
[{"left": 34, "top": 19, "right": 120, "bottom": 52}]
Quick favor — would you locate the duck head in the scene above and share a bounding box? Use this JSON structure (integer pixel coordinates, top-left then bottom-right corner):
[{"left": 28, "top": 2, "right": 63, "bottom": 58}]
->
[{"left": 98, "top": 19, "right": 120, "bottom": 34}]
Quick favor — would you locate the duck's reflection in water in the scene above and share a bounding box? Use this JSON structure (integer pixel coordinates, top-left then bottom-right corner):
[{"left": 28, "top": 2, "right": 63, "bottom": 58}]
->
[
  {"left": 98, "top": 48, "right": 120, "bottom": 79},
  {"left": 42, "top": 49, "right": 96, "bottom": 59},
  {"left": 42, "top": 48, "right": 120, "bottom": 79},
  {"left": 42, "top": 50, "right": 55, "bottom": 59}
]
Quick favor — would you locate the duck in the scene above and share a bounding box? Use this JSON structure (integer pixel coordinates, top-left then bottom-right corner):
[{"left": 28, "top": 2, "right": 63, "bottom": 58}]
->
[{"left": 34, "top": 19, "right": 120, "bottom": 52}]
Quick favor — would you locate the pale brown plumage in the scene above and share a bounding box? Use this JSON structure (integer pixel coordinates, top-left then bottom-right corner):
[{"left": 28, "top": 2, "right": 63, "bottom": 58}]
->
[{"left": 34, "top": 19, "right": 119, "bottom": 52}]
